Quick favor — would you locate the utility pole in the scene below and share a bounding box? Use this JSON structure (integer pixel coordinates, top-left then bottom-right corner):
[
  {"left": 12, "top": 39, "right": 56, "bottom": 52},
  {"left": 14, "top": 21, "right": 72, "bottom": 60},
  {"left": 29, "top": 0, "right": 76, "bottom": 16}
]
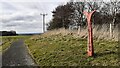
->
[{"left": 40, "top": 13, "right": 47, "bottom": 33}]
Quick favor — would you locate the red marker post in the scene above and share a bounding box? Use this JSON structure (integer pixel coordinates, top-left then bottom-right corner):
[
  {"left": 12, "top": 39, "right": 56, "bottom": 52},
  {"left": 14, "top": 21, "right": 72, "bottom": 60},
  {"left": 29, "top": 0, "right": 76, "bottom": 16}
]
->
[{"left": 83, "top": 10, "right": 96, "bottom": 57}]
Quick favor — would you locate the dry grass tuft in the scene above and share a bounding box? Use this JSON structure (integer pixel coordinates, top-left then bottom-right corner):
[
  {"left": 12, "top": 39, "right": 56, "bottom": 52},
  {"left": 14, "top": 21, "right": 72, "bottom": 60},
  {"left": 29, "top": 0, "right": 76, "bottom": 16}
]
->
[{"left": 31, "top": 24, "right": 118, "bottom": 41}]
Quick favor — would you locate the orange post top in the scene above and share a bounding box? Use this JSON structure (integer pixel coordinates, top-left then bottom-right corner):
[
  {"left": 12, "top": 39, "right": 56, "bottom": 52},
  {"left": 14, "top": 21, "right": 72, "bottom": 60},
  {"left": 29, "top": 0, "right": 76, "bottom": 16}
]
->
[{"left": 83, "top": 10, "right": 96, "bottom": 23}]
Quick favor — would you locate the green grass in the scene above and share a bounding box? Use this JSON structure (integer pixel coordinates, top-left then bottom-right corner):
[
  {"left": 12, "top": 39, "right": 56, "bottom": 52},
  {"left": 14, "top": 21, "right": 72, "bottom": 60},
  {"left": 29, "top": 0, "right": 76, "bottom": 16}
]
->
[
  {"left": 0, "top": 35, "right": 30, "bottom": 52},
  {"left": 25, "top": 34, "right": 119, "bottom": 66}
]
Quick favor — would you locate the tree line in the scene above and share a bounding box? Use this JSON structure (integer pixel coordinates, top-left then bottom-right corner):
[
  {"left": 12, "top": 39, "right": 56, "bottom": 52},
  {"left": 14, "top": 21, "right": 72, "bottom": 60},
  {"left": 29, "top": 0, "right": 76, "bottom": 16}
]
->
[
  {"left": 47, "top": 0, "right": 120, "bottom": 30},
  {"left": 0, "top": 31, "right": 17, "bottom": 36}
]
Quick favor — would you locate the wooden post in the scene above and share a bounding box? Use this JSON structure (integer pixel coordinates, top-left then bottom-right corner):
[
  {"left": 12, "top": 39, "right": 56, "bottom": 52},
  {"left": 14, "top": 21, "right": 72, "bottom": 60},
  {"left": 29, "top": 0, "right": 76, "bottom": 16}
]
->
[
  {"left": 110, "top": 23, "right": 112, "bottom": 39},
  {"left": 83, "top": 10, "right": 96, "bottom": 57},
  {"left": 77, "top": 26, "right": 81, "bottom": 35}
]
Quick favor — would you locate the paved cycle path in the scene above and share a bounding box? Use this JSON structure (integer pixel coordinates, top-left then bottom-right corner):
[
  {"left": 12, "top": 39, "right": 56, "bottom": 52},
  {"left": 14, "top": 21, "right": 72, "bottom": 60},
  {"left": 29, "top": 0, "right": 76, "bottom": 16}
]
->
[{"left": 2, "top": 39, "right": 36, "bottom": 66}]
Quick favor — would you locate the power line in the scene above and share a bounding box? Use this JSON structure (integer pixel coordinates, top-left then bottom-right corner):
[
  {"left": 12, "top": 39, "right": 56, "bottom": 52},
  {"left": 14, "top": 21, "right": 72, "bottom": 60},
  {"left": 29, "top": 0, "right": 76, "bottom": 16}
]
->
[{"left": 40, "top": 13, "right": 47, "bottom": 33}]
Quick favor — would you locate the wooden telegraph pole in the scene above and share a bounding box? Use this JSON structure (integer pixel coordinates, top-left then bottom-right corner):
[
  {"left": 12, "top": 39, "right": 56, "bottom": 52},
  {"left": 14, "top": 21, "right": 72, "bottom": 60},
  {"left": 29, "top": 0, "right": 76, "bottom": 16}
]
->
[
  {"left": 40, "top": 13, "right": 47, "bottom": 33},
  {"left": 83, "top": 10, "right": 96, "bottom": 57}
]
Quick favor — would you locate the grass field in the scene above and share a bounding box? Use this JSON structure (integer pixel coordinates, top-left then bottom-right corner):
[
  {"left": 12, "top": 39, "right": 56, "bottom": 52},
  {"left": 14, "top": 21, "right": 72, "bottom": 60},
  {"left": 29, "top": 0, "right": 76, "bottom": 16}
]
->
[
  {"left": 25, "top": 33, "right": 119, "bottom": 66},
  {"left": 0, "top": 35, "right": 30, "bottom": 52}
]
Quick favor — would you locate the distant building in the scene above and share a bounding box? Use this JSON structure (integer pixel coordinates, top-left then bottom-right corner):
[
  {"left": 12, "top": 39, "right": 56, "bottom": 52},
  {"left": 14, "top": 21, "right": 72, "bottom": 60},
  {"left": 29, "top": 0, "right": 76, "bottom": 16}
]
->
[{"left": 0, "top": 31, "right": 17, "bottom": 36}]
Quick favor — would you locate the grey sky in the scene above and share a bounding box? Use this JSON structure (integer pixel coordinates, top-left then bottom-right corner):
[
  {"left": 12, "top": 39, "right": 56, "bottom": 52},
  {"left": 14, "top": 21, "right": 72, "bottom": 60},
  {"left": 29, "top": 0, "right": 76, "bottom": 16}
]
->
[
  {"left": 0, "top": 0, "right": 111, "bottom": 33},
  {"left": 0, "top": 0, "right": 69, "bottom": 33}
]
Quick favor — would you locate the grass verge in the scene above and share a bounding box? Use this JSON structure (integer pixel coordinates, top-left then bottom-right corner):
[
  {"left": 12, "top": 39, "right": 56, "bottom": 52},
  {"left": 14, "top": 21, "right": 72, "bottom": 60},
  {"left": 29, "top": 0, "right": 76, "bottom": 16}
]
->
[{"left": 25, "top": 34, "right": 119, "bottom": 66}]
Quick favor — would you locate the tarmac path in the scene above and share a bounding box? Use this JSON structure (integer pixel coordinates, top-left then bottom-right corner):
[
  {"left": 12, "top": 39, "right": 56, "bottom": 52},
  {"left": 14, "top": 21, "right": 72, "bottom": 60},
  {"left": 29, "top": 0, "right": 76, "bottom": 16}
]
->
[{"left": 2, "top": 39, "right": 36, "bottom": 66}]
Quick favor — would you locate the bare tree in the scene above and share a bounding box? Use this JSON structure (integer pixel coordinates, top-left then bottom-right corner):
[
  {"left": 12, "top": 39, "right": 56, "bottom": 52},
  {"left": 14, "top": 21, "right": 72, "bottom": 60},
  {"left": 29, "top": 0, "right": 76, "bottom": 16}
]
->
[{"left": 101, "top": 0, "right": 120, "bottom": 38}]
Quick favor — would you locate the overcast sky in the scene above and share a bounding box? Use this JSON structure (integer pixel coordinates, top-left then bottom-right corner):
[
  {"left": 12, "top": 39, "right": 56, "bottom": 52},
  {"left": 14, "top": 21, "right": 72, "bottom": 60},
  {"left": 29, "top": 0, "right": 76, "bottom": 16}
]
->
[
  {"left": 0, "top": 0, "right": 70, "bottom": 33},
  {"left": 0, "top": 0, "right": 111, "bottom": 33}
]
